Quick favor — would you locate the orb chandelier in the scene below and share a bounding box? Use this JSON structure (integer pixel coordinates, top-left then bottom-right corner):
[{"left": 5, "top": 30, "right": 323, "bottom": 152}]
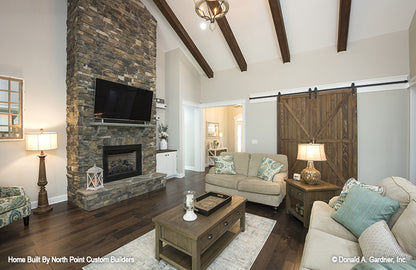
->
[{"left": 194, "top": 0, "right": 229, "bottom": 31}]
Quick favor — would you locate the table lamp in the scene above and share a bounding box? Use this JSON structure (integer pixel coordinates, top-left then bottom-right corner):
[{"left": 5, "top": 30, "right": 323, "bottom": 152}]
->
[
  {"left": 297, "top": 142, "right": 326, "bottom": 185},
  {"left": 26, "top": 129, "right": 57, "bottom": 214}
]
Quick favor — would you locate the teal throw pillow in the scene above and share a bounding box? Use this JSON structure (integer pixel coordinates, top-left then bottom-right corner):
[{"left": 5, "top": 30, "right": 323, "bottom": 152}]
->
[
  {"left": 333, "top": 177, "right": 384, "bottom": 210},
  {"left": 331, "top": 185, "right": 399, "bottom": 238},
  {"left": 257, "top": 157, "right": 284, "bottom": 182},
  {"left": 214, "top": 155, "right": 237, "bottom": 175}
]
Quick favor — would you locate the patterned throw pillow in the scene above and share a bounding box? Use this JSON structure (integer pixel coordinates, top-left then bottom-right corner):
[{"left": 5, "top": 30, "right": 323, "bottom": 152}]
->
[
  {"left": 331, "top": 185, "right": 399, "bottom": 238},
  {"left": 333, "top": 178, "right": 384, "bottom": 210},
  {"left": 214, "top": 155, "right": 237, "bottom": 175},
  {"left": 358, "top": 220, "right": 413, "bottom": 261},
  {"left": 257, "top": 157, "right": 284, "bottom": 182}
]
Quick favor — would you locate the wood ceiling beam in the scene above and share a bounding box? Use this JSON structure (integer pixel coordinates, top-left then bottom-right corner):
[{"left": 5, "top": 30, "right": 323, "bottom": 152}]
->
[
  {"left": 207, "top": 2, "right": 247, "bottom": 72},
  {"left": 153, "top": 0, "right": 214, "bottom": 78},
  {"left": 268, "top": 0, "right": 290, "bottom": 63},
  {"left": 337, "top": 0, "right": 352, "bottom": 52}
]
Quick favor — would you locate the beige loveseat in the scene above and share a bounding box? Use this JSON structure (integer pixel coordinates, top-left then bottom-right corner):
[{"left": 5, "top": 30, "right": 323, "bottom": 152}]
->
[
  {"left": 205, "top": 152, "right": 288, "bottom": 210},
  {"left": 300, "top": 176, "right": 416, "bottom": 270}
]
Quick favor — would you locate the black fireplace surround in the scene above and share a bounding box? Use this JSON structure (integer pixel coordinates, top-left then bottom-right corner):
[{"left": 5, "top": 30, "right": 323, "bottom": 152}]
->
[{"left": 103, "top": 144, "right": 142, "bottom": 183}]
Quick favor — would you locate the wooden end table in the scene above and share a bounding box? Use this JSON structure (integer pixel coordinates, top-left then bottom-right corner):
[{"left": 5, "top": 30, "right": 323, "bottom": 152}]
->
[
  {"left": 285, "top": 179, "right": 340, "bottom": 228},
  {"left": 152, "top": 195, "right": 246, "bottom": 270}
]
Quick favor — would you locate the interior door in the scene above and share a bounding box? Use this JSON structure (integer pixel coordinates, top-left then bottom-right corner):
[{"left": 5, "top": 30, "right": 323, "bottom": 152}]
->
[{"left": 277, "top": 89, "right": 357, "bottom": 186}]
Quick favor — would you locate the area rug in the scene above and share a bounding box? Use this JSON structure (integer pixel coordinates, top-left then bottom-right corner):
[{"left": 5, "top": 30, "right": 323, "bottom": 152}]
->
[{"left": 84, "top": 213, "right": 276, "bottom": 270}]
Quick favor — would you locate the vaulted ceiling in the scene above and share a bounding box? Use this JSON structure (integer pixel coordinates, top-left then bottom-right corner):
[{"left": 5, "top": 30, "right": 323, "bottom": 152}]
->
[{"left": 145, "top": 0, "right": 416, "bottom": 78}]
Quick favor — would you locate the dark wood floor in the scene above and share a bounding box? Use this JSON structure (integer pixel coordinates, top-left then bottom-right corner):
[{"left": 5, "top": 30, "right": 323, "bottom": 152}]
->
[{"left": 0, "top": 171, "right": 307, "bottom": 270}]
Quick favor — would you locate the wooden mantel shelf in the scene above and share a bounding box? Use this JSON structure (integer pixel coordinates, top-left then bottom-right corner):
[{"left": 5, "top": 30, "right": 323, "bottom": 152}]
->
[{"left": 90, "top": 122, "right": 155, "bottom": 128}]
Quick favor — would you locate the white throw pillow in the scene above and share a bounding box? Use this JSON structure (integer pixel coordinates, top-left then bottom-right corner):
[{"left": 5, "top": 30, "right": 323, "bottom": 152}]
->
[{"left": 358, "top": 220, "right": 412, "bottom": 261}]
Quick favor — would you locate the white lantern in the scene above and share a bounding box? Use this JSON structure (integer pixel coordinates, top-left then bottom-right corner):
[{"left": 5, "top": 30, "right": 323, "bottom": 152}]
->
[{"left": 86, "top": 164, "right": 104, "bottom": 191}]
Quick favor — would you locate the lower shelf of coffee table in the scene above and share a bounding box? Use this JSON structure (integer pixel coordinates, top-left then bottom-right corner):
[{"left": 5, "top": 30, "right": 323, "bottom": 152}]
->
[{"left": 160, "top": 222, "right": 240, "bottom": 270}]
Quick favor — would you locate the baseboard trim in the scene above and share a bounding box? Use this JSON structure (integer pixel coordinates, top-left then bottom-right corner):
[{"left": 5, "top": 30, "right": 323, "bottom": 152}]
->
[
  {"left": 185, "top": 166, "right": 205, "bottom": 172},
  {"left": 31, "top": 194, "right": 68, "bottom": 209}
]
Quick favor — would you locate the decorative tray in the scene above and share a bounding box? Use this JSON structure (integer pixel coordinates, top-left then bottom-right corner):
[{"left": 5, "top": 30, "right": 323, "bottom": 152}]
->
[{"left": 194, "top": 192, "right": 232, "bottom": 216}]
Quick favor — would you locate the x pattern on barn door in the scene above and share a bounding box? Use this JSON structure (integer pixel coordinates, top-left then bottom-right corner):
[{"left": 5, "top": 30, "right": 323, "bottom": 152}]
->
[{"left": 277, "top": 89, "right": 357, "bottom": 187}]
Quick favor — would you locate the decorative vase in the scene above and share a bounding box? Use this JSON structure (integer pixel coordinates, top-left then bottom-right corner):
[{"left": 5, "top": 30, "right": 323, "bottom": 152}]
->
[{"left": 160, "top": 138, "right": 168, "bottom": 150}]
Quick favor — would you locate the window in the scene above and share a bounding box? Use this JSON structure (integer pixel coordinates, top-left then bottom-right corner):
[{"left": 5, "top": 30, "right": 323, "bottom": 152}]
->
[{"left": 0, "top": 76, "right": 23, "bottom": 139}]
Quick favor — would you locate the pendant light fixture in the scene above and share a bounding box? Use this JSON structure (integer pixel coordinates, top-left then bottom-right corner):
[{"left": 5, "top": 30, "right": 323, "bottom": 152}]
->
[{"left": 194, "top": 0, "right": 229, "bottom": 31}]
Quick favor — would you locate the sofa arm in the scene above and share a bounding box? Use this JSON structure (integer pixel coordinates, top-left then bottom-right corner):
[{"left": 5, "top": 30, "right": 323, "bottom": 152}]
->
[
  {"left": 272, "top": 172, "right": 288, "bottom": 183},
  {"left": 208, "top": 167, "right": 215, "bottom": 174},
  {"left": 328, "top": 196, "right": 339, "bottom": 208}
]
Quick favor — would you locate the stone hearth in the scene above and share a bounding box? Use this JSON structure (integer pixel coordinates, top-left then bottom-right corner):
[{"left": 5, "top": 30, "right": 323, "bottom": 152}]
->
[
  {"left": 76, "top": 173, "right": 166, "bottom": 211},
  {"left": 66, "top": 0, "right": 165, "bottom": 211}
]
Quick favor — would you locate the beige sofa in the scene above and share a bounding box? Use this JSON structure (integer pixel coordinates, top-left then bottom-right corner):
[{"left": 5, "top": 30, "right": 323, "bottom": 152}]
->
[
  {"left": 205, "top": 152, "right": 288, "bottom": 210},
  {"left": 300, "top": 176, "right": 416, "bottom": 270}
]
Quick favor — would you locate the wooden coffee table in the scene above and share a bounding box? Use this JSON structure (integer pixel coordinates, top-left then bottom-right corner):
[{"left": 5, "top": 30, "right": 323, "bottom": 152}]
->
[{"left": 152, "top": 195, "right": 246, "bottom": 270}]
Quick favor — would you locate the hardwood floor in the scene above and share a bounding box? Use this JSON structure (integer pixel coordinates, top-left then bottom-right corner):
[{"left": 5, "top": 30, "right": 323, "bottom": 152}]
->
[{"left": 0, "top": 171, "right": 307, "bottom": 270}]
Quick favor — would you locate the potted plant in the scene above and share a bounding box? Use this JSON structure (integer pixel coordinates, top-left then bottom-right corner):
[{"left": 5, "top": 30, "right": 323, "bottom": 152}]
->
[{"left": 158, "top": 124, "right": 168, "bottom": 150}]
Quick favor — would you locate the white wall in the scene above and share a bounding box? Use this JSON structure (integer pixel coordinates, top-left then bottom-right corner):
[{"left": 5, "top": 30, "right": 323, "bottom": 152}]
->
[
  {"left": 357, "top": 89, "right": 410, "bottom": 184},
  {"left": 409, "top": 11, "right": 416, "bottom": 183},
  {"left": 155, "top": 25, "right": 167, "bottom": 130},
  {"left": 245, "top": 101, "right": 277, "bottom": 154},
  {"left": 184, "top": 105, "right": 203, "bottom": 171},
  {"left": 200, "top": 31, "right": 411, "bottom": 184},
  {"left": 0, "top": 0, "right": 67, "bottom": 205},
  {"left": 201, "top": 31, "right": 409, "bottom": 102},
  {"left": 165, "top": 49, "right": 202, "bottom": 175},
  {"left": 184, "top": 105, "right": 195, "bottom": 168},
  {"left": 410, "top": 11, "right": 416, "bottom": 82},
  {"left": 410, "top": 87, "right": 416, "bottom": 183}
]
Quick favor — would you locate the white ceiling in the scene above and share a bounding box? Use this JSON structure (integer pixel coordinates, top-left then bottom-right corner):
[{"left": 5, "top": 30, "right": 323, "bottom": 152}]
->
[{"left": 143, "top": 0, "right": 416, "bottom": 75}]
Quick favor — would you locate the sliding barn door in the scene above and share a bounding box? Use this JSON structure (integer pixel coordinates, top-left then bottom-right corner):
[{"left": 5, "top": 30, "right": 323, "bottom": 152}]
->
[{"left": 277, "top": 89, "right": 357, "bottom": 186}]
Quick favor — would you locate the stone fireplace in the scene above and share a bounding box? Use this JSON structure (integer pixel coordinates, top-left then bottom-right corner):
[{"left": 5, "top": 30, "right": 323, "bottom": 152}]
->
[{"left": 66, "top": 0, "right": 166, "bottom": 211}]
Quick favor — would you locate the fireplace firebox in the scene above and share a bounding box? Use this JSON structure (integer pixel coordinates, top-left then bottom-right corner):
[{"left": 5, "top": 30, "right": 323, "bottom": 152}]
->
[{"left": 103, "top": 144, "right": 142, "bottom": 183}]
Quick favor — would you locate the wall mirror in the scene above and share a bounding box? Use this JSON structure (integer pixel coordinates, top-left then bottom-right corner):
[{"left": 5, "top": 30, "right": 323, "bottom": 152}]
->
[
  {"left": 0, "top": 76, "right": 23, "bottom": 139},
  {"left": 207, "top": 122, "right": 219, "bottom": 137}
]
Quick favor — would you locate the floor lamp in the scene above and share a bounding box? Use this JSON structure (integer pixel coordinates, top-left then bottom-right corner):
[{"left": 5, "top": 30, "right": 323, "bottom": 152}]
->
[{"left": 26, "top": 129, "right": 57, "bottom": 214}]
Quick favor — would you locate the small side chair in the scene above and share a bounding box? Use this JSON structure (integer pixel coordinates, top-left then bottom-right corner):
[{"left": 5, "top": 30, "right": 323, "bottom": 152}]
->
[{"left": 0, "top": 186, "right": 31, "bottom": 229}]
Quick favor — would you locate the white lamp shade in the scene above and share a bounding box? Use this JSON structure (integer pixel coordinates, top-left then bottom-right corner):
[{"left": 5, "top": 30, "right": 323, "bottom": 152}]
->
[
  {"left": 26, "top": 132, "right": 58, "bottom": 151},
  {"left": 297, "top": 143, "right": 326, "bottom": 161}
]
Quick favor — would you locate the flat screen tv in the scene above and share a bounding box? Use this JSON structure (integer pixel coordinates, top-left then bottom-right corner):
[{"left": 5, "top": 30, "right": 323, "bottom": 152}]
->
[{"left": 94, "top": 78, "right": 153, "bottom": 123}]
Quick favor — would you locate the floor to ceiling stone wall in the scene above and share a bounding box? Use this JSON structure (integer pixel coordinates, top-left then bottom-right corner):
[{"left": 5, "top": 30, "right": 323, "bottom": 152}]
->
[{"left": 66, "top": 0, "right": 158, "bottom": 207}]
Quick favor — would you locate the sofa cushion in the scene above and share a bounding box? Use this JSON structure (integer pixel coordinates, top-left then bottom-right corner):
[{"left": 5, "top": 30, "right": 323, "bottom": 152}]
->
[
  {"left": 392, "top": 200, "right": 416, "bottom": 258},
  {"left": 309, "top": 201, "right": 357, "bottom": 242},
  {"left": 333, "top": 178, "right": 384, "bottom": 211},
  {"left": 378, "top": 176, "right": 416, "bottom": 227},
  {"left": 257, "top": 157, "right": 284, "bottom": 181},
  {"left": 237, "top": 177, "right": 282, "bottom": 195},
  {"left": 0, "top": 196, "right": 27, "bottom": 214},
  {"left": 359, "top": 220, "right": 412, "bottom": 261},
  {"left": 205, "top": 173, "right": 247, "bottom": 189},
  {"left": 220, "top": 152, "right": 250, "bottom": 175},
  {"left": 248, "top": 153, "right": 288, "bottom": 177},
  {"left": 214, "top": 155, "right": 236, "bottom": 175},
  {"left": 331, "top": 185, "right": 399, "bottom": 238},
  {"left": 301, "top": 229, "right": 362, "bottom": 270}
]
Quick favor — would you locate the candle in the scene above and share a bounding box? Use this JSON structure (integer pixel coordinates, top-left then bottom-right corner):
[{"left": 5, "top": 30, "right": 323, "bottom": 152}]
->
[{"left": 186, "top": 193, "right": 193, "bottom": 208}]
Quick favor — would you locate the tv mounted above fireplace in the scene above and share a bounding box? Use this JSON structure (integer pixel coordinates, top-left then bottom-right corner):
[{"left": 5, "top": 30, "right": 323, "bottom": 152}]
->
[{"left": 94, "top": 78, "right": 153, "bottom": 123}]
